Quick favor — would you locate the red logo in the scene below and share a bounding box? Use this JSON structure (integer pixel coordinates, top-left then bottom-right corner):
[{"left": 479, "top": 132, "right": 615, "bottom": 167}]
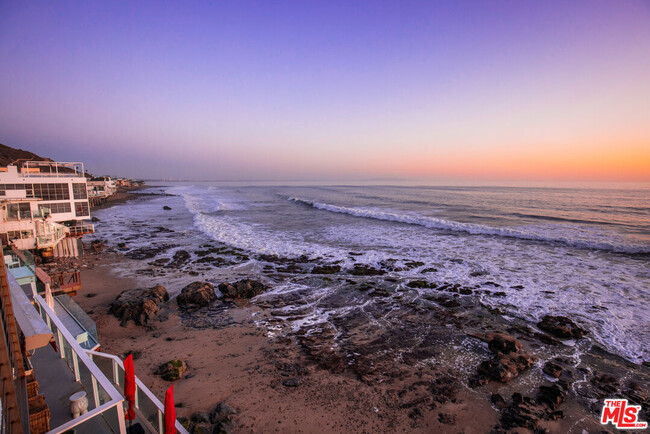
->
[{"left": 601, "top": 399, "right": 647, "bottom": 430}]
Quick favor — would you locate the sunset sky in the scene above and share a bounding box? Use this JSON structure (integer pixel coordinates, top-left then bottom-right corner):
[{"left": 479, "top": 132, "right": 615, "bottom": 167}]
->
[{"left": 1, "top": 1, "right": 649, "bottom": 181}]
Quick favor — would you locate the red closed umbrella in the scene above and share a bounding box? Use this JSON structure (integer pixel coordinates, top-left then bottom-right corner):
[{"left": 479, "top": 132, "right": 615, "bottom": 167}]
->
[
  {"left": 124, "top": 354, "right": 136, "bottom": 421},
  {"left": 164, "top": 384, "right": 177, "bottom": 434}
]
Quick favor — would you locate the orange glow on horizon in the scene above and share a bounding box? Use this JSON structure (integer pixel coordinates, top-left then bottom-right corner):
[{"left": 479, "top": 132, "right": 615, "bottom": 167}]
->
[{"left": 357, "top": 141, "right": 650, "bottom": 182}]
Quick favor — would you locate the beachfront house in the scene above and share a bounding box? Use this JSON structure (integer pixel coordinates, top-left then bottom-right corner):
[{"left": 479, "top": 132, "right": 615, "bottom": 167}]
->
[
  {"left": 86, "top": 176, "right": 117, "bottom": 206},
  {"left": 0, "top": 161, "right": 95, "bottom": 259}
]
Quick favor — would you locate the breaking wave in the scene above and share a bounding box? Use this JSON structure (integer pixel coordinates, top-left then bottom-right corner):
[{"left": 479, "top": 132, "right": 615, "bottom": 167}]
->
[{"left": 288, "top": 197, "right": 650, "bottom": 255}]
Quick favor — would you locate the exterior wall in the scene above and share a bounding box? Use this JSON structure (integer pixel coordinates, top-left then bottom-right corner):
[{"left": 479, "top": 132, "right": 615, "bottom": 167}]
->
[{"left": 0, "top": 165, "right": 91, "bottom": 223}]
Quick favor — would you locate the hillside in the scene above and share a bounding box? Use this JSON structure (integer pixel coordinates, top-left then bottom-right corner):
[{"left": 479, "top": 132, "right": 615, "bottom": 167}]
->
[{"left": 0, "top": 143, "right": 52, "bottom": 167}]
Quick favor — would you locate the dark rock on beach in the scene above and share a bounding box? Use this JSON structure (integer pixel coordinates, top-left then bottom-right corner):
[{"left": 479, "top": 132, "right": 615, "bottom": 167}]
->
[
  {"left": 477, "top": 352, "right": 537, "bottom": 383},
  {"left": 498, "top": 392, "right": 564, "bottom": 432},
  {"left": 155, "top": 359, "right": 187, "bottom": 381},
  {"left": 90, "top": 240, "right": 104, "bottom": 253},
  {"left": 163, "top": 205, "right": 172, "bottom": 210},
  {"left": 218, "top": 279, "right": 268, "bottom": 299},
  {"left": 537, "top": 315, "right": 587, "bottom": 339},
  {"left": 543, "top": 361, "right": 563, "bottom": 379},
  {"left": 168, "top": 249, "right": 191, "bottom": 268},
  {"left": 109, "top": 285, "right": 169, "bottom": 326},
  {"left": 125, "top": 245, "right": 171, "bottom": 260},
  {"left": 406, "top": 280, "right": 435, "bottom": 289},
  {"left": 311, "top": 265, "right": 341, "bottom": 274},
  {"left": 483, "top": 332, "right": 523, "bottom": 355},
  {"left": 471, "top": 332, "right": 536, "bottom": 384},
  {"left": 349, "top": 264, "right": 386, "bottom": 276},
  {"left": 177, "top": 281, "right": 217, "bottom": 308}
]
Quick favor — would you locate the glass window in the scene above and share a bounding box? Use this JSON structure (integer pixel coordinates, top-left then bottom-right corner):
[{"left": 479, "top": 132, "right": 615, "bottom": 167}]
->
[
  {"left": 74, "top": 202, "right": 89, "bottom": 217},
  {"left": 19, "top": 203, "right": 31, "bottom": 219},
  {"left": 6, "top": 203, "right": 29, "bottom": 220},
  {"left": 32, "top": 183, "right": 70, "bottom": 200},
  {"left": 6, "top": 230, "right": 32, "bottom": 240},
  {"left": 38, "top": 202, "right": 71, "bottom": 214},
  {"left": 6, "top": 203, "right": 19, "bottom": 220},
  {"left": 72, "top": 183, "right": 87, "bottom": 199}
]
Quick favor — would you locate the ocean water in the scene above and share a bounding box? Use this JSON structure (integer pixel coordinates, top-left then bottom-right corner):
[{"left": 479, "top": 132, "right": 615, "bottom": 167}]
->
[{"left": 92, "top": 182, "right": 650, "bottom": 364}]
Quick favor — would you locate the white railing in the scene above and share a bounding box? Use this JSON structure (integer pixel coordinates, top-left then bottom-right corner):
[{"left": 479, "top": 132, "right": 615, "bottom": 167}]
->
[
  {"left": 33, "top": 294, "right": 127, "bottom": 433},
  {"left": 86, "top": 351, "right": 190, "bottom": 434},
  {"left": 36, "top": 226, "right": 68, "bottom": 248},
  {"left": 22, "top": 161, "right": 85, "bottom": 178},
  {"left": 86, "top": 350, "right": 188, "bottom": 434},
  {"left": 67, "top": 222, "right": 95, "bottom": 236}
]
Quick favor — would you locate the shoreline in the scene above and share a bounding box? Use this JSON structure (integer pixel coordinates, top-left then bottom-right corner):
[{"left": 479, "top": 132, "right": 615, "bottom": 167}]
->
[{"left": 68, "top": 192, "right": 649, "bottom": 433}]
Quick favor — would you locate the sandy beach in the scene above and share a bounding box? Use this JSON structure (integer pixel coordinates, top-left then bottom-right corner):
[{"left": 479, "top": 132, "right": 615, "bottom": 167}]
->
[{"left": 74, "top": 253, "right": 501, "bottom": 433}]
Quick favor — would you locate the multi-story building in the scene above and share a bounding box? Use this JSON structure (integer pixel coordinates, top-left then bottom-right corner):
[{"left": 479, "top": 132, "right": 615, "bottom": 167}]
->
[{"left": 0, "top": 161, "right": 94, "bottom": 258}]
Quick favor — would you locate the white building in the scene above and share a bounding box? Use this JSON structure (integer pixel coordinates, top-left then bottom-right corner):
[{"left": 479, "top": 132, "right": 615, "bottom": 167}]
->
[
  {"left": 87, "top": 176, "right": 117, "bottom": 200},
  {"left": 0, "top": 161, "right": 94, "bottom": 257}
]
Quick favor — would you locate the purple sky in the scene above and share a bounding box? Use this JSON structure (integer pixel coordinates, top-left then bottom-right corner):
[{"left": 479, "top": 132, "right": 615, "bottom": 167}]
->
[{"left": 1, "top": 1, "right": 649, "bottom": 181}]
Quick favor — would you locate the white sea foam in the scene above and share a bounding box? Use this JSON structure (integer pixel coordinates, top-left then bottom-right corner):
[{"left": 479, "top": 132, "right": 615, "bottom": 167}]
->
[
  {"left": 184, "top": 192, "right": 345, "bottom": 260},
  {"left": 288, "top": 197, "right": 649, "bottom": 254}
]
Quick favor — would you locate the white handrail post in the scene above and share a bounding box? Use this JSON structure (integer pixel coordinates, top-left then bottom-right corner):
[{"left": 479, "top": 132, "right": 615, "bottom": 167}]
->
[
  {"left": 58, "top": 329, "right": 65, "bottom": 359},
  {"left": 91, "top": 375, "right": 100, "bottom": 408},
  {"left": 113, "top": 358, "right": 119, "bottom": 385},
  {"left": 72, "top": 351, "right": 81, "bottom": 381}
]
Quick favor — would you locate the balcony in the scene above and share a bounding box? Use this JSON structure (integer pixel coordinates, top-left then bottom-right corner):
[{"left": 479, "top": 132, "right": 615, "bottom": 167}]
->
[
  {"left": 48, "top": 270, "right": 83, "bottom": 295},
  {"left": 67, "top": 222, "right": 95, "bottom": 236},
  {"left": 36, "top": 225, "right": 69, "bottom": 249},
  {"left": 33, "top": 294, "right": 189, "bottom": 433}
]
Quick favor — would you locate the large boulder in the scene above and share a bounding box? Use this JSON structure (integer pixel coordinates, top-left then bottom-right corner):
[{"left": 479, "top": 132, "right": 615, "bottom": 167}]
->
[
  {"left": 483, "top": 332, "right": 523, "bottom": 355},
  {"left": 470, "top": 331, "right": 536, "bottom": 385},
  {"left": 155, "top": 359, "right": 187, "bottom": 381},
  {"left": 176, "top": 281, "right": 217, "bottom": 308},
  {"left": 537, "top": 315, "right": 587, "bottom": 339},
  {"left": 109, "top": 285, "right": 169, "bottom": 326},
  {"left": 218, "top": 279, "right": 268, "bottom": 299}
]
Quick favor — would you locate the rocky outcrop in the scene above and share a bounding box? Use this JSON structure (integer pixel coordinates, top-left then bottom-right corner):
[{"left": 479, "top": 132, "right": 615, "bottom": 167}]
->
[
  {"left": 109, "top": 285, "right": 169, "bottom": 326},
  {"left": 125, "top": 245, "right": 172, "bottom": 260},
  {"left": 349, "top": 264, "right": 386, "bottom": 276},
  {"left": 477, "top": 352, "right": 537, "bottom": 383},
  {"left": 155, "top": 359, "right": 187, "bottom": 381},
  {"left": 537, "top": 315, "right": 587, "bottom": 339},
  {"left": 498, "top": 389, "right": 565, "bottom": 432},
  {"left": 90, "top": 240, "right": 104, "bottom": 253},
  {"left": 176, "top": 282, "right": 217, "bottom": 308},
  {"left": 185, "top": 402, "right": 236, "bottom": 434},
  {"left": 470, "top": 332, "right": 537, "bottom": 385},
  {"left": 484, "top": 332, "right": 523, "bottom": 355},
  {"left": 543, "top": 361, "right": 563, "bottom": 379},
  {"left": 167, "top": 250, "right": 191, "bottom": 268},
  {"left": 218, "top": 279, "right": 268, "bottom": 299},
  {"left": 311, "top": 265, "right": 341, "bottom": 274}
]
